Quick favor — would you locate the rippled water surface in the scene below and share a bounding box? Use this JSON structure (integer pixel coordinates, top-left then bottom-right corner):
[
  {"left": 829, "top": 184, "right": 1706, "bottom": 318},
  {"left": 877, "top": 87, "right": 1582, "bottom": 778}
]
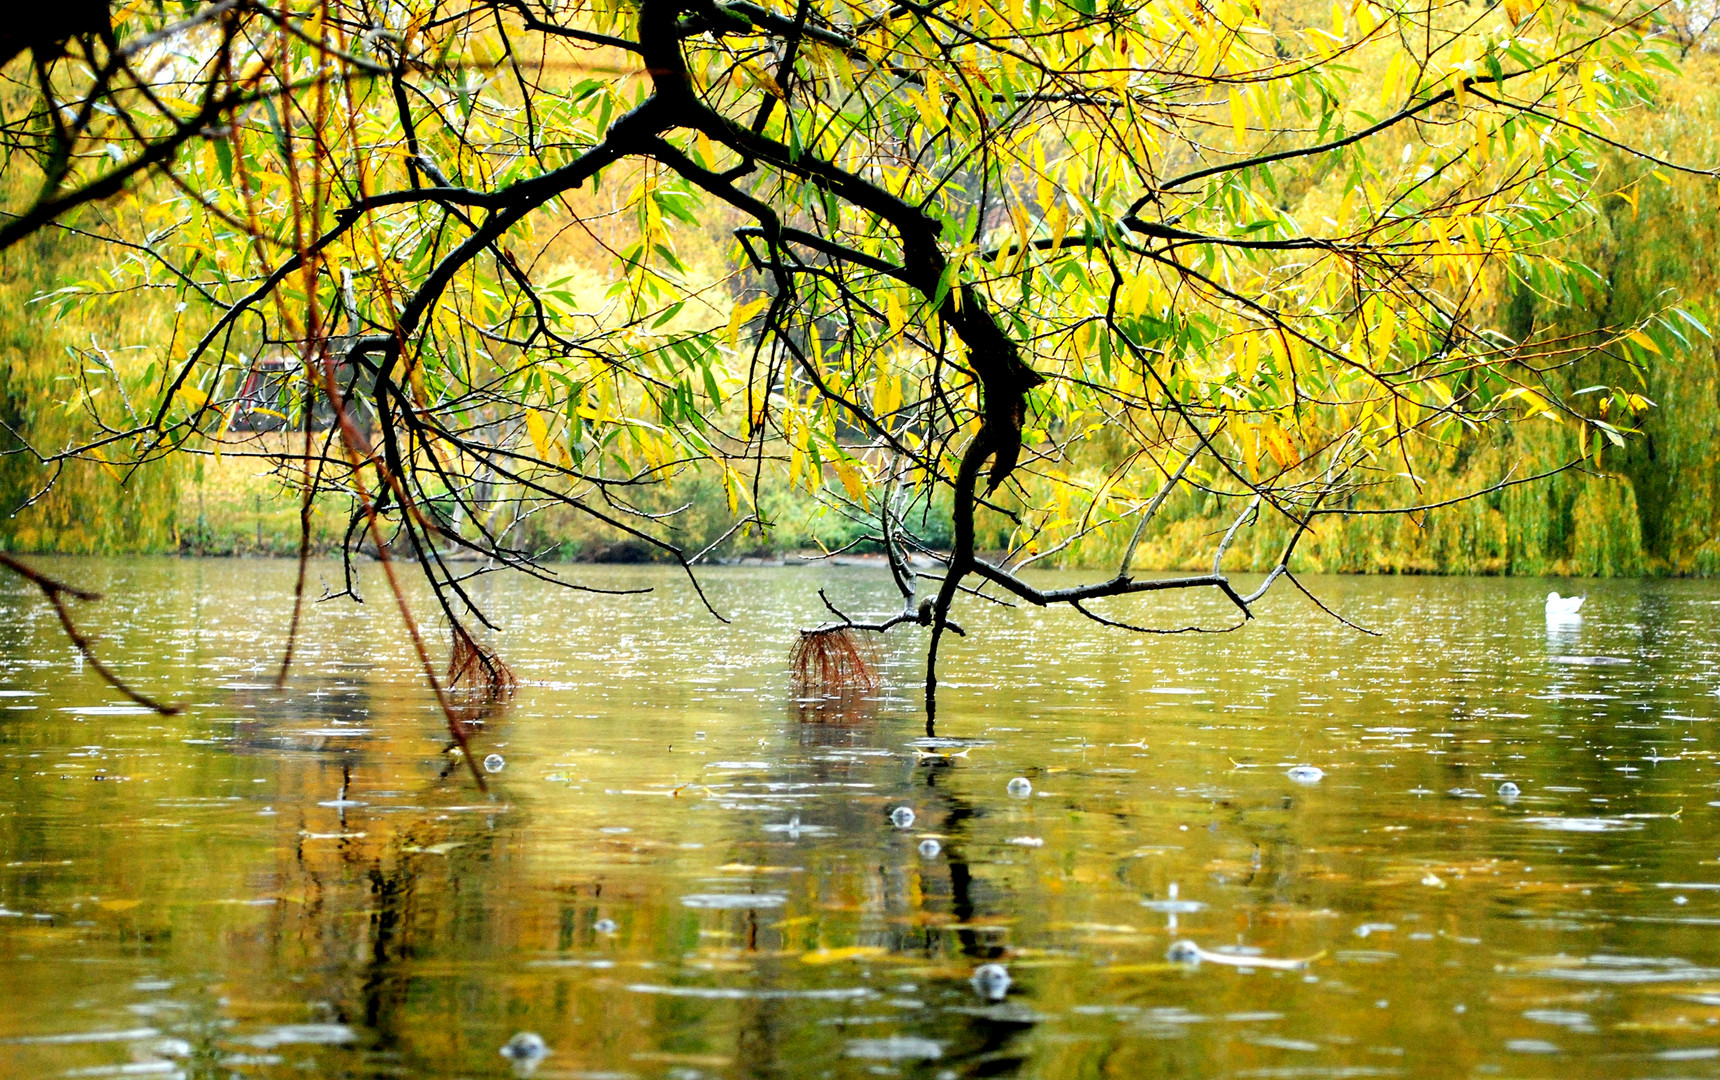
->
[{"left": 5, "top": 558, "right": 1720, "bottom": 1079}]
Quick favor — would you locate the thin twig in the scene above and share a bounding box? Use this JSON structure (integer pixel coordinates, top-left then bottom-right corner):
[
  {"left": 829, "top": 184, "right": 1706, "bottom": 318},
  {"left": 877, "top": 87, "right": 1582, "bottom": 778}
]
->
[{"left": 0, "top": 554, "right": 181, "bottom": 715}]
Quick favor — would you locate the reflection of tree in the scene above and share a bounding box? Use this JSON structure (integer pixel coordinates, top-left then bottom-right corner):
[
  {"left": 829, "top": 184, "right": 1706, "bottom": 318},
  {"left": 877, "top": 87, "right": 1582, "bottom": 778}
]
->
[
  {"left": 919, "top": 762, "right": 1003, "bottom": 963},
  {"left": 915, "top": 761, "right": 1036, "bottom": 1080}
]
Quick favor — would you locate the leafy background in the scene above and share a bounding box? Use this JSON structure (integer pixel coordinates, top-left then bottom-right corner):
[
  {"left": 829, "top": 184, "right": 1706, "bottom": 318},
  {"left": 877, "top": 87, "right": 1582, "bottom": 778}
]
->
[{"left": 0, "top": 20, "right": 1714, "bottom": 578}]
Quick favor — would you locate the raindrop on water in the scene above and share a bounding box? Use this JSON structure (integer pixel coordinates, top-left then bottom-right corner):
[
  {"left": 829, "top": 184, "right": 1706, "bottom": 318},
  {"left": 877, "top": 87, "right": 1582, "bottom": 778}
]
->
[
  {"left": 1006, "top": 777, "right": 1032, "bottom": 798},
  {"left": 971, "top": 963, "right": 1011, "bottom": 1000},
  {"left": 483, "top": 754, "right": 506, "bottom": 774},
  {"left": 890, "top": 806, "right": 916, "bottom": 828}
]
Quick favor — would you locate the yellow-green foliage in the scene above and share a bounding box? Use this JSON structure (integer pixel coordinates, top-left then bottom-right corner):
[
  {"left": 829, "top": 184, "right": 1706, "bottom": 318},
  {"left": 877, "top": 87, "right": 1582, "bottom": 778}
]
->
[
  {"left": 3, "top": 43, "right": 1717, "bottom": 578},
  {"left": 987, "top": 53, "right": 1720, "bottom": 579},
  {"left": 0, "top": 224, "right": 180, "bottom": 553}
]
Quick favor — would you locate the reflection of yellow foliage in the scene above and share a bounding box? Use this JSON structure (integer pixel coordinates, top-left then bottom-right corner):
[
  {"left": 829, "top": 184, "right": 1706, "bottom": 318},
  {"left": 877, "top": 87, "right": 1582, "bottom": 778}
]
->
[{"left": 798, "top": 945, "right": 889, "bottom": 964}]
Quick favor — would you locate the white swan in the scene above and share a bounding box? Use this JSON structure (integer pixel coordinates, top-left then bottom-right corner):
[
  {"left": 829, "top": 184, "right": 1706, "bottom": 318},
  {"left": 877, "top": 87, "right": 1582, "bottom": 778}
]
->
[{"left": 1546, "top": 591, "right": 1586, "bottom": 619}]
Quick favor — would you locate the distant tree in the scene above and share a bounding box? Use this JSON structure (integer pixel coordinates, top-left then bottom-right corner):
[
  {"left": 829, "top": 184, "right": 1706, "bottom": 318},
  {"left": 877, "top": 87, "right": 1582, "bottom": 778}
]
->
[{"left": 2, "top": 0, "right": 1714, "bottom": 732}]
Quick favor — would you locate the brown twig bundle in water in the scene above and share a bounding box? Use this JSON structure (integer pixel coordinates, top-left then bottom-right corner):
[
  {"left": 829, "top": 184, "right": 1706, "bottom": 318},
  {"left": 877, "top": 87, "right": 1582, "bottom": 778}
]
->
[
  {"left": 790, "top": 627, "right": 879, "bottom": 696},
  {"left": 448, "top": 625, "right": 518, "bottom": 704}
]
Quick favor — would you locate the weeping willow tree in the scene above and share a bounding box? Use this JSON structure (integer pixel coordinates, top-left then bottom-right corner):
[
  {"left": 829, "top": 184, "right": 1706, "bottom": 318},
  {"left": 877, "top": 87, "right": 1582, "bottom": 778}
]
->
[{"left": 0, "top": 0, "right": 1713, "bottom": 726}]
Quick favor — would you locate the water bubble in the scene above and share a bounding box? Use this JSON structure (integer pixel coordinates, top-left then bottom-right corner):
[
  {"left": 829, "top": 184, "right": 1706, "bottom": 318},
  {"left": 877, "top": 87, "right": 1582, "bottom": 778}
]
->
[
  {"left": 483, "top": 754, "right": 506, "bottom": 774},
  {"left": 1286, "top": 765, "right": 1324, "bottom": 784},
  {"left": 1166, "top": 940, "right": 1203, "bottom": 963},
  {"left": 595, "top": 918, "right": 618, "bottom": 933},
  {"left": 1498, "top": 781, "right": 1521, "bottom": 799},
  {"left": 500, "top": 1031, "right": 549, "bottom": 1065},
  {"left": 891, "top": 806, "right": 916, "bottom": 828},
  {"left": 971, "top": 963, "right": 1011, "bottom": 1001},
  {"left": 918, "top": 839, "right": 942, "bottom": 858},
  {"left": 694, "top": 731, "right": 706, "bottom": 740},
  {"left": 1006, "top": 777, "right": 1032, "bottom": 798},
  {"left": 1675, "top": 896, "right": 1690, "bottom": 906}
]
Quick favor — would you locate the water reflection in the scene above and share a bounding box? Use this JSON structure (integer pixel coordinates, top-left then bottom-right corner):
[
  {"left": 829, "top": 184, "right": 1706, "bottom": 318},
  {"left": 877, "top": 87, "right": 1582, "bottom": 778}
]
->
[{"left": 3, "top": 561, "right": 1720, "bottom": 1078}]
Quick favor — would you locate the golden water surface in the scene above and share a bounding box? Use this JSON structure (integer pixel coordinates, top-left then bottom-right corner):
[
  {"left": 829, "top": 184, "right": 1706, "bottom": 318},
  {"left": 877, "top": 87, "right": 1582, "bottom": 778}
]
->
[{"left": 3, "top": 558, "right": 1720, "bottom": 1079}]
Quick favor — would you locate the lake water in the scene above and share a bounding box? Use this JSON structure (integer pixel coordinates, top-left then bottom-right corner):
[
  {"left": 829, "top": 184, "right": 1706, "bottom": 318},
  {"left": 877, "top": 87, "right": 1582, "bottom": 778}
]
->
[{"left": 3, "top": 558, "right": 1720, "bottom": 1079}]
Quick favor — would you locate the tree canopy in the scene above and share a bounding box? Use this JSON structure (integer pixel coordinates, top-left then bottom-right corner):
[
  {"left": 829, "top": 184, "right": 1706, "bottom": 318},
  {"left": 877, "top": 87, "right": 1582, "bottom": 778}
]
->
[{"left": 2, "top": 0, "right": 1714, "bottom": 724}]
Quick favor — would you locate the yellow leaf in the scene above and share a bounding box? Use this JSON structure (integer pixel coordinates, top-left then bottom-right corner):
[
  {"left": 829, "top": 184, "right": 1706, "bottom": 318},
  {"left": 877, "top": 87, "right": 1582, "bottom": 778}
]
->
[
  {"left": 834, "top": 461, "right": 869, "bottom": 507},
  {"left": 874, "top": 366, "right": 902, "bottom": 417},
  {"left": 525, "top": 408, "right": 552, "bottom": 459},
  {"left": 1263, "top": 420, "right": 1299, "bottom": 469},
  {"left": 1229, "top": 87, "right": 1247, "bottom": 144},
  {"left": 1627, "top": 330, "right": 1661, "bottom": 355},
  {"left": 722, "top": 466, "right": 745, "bottom": 516},
  {"left": 1381, "top": 51, "right": 1404, "bottom": 110},
  {"left": 725, "top": 296, "right": 771, "bottom": 349},
  {"left": 912, "top": 87, "right": 945, "bottom": 133},
  {"left": 737, "top": 60, "right": 786, "bottom": 99},
  {"left": 1046, "top": 201, "right": 1070, "bottom": 251}
]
